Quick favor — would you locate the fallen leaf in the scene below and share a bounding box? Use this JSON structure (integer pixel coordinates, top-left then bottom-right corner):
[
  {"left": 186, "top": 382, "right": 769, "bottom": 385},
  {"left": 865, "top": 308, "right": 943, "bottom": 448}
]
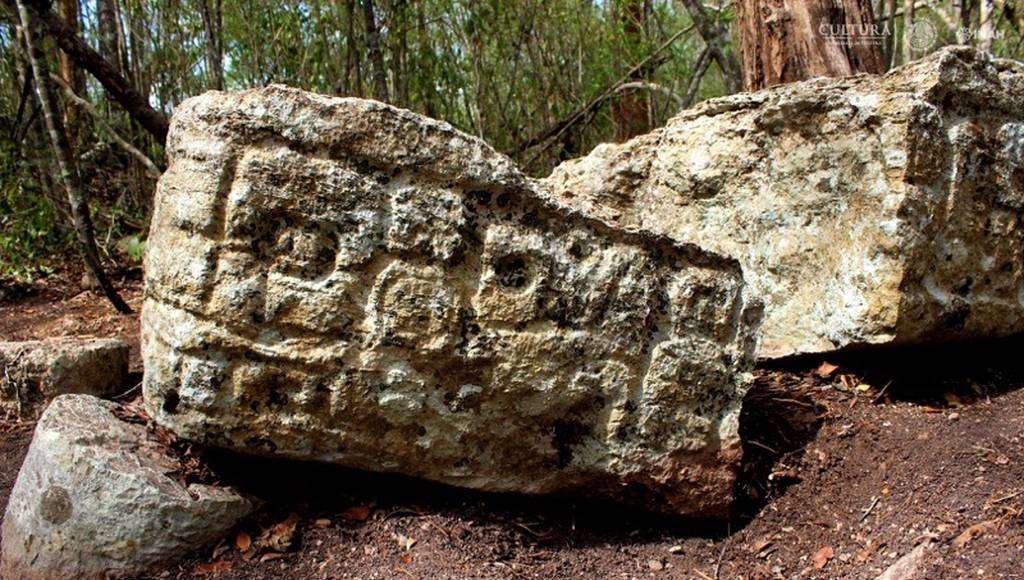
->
[
  {"left": 235, "top": 531, "right": 251, "bottom": 552},
  {"left": 340, "top": 504, "right": 373, "bottom": 522},
  {"left": 400, "top": 552, "right": 414, "bottom": 564},
  {"left": 812, "top": 545, "right": 834, "bottom": 570},
  {"left": 750, "top": 538, "right": 773, "bottom": 554},
  {"left": 256, "top": 513, "right": 300, "bottom": 552},
  {"left": 953, "top": 520, "right": 998, "bottom": 548},
  {"left": 815, "top": 362, "right": 839, "bottom": 378},
  {"left": 768, "top": 468, "right": 801, "bottom": 482},
  {"left": 944, "top": 392, "right": 964, "bottom": 407},
  {"left": 195, "top": 560, "right": 232, "bottom": 575},
  {"left": 855, "top": 383, "right": 872, "bottom": 393},
  {"left": 855, "top": 545, "right": 874, "bottom": 563},
  {"left": 260, "top": 551, "right": 287, "bottom": 563},
  {"left": 211, "top": 541, "right": 230, "bottom": 560},
  {"left": 313, "top": 518, "right": 332, "bottom": 528},
  {"left": 395, "top": 533, "right": 417, "bottom": 551}
]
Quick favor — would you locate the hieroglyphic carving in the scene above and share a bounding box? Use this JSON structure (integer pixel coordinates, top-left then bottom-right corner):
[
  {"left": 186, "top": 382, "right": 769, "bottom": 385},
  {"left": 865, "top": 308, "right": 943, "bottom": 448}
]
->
[{"left": 142, "top": 87, "right": 760, "bottom": 517}]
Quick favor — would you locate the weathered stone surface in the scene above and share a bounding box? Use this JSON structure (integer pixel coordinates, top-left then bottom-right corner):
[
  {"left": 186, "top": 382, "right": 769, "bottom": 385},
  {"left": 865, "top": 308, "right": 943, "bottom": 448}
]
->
[
  {"left": 875, "top": 540, "right": 934, "bottom": 580},
  {"left": 1, "top": 395, "right": 252, "bottom": 580},
  {"left": 142, "top": 86, "right": 761, "bottom": 517},
  {"left": 0, "top": 338, "right": 128, "bottom": 417},
  {"left": 541, "top": 47, "right": 1024, "bottom": 359}
]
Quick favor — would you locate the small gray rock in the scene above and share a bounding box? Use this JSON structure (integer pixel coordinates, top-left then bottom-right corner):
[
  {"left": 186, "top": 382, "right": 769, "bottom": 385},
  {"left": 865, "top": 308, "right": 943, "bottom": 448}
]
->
[
  {"left": 875, "top": 541, "right": 934, "bottom": 580},
  {"left": 0, "top": 338, "right": 129, "bottom": 418},
  {"left": 1, "top": 395, "right": 253, "bottom": 580}
]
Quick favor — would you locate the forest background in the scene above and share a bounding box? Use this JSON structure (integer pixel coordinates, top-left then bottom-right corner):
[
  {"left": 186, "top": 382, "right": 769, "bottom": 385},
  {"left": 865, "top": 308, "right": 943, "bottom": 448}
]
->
[{"left": 2, "top": 0, "right": 1023, "bottom": 286}]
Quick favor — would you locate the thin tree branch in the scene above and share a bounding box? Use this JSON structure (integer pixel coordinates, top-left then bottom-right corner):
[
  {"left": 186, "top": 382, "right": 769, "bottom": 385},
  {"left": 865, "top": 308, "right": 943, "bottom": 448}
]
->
[
  {"left": 615, "top": 81, "right": 685, "bottom": 108},
  {"left": 3, "top": 0, "right": 170, "bottom": 143},
  {"left": 682, "top": 44, "right": 713, "bottom": 108},
  {"left": 10, "top": 62, "right": 32, "bottom": 141},
  {"left": 677, "top": 0, "right": 742, "bottom": 93},
  {"left": 49, "top": 72, "right": 162, "bottom": 179},
  {"left": 16, "top": 1, "right": 132, "bottom": 314},
  {"left": 514, "top": 22, "right": 695, "bottom": 157},
  {"left": 361, "top": 0, "right": 389, "bottom": 102}
]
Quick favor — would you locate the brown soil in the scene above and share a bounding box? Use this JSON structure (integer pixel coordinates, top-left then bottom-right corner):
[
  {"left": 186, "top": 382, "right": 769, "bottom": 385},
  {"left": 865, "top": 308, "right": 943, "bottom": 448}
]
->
[
  {"left": 1, "top": 283, "right": 1022, "bottom": 579},
  {"left": 0, "top": 275, "right": 144, "bottom": 373}
]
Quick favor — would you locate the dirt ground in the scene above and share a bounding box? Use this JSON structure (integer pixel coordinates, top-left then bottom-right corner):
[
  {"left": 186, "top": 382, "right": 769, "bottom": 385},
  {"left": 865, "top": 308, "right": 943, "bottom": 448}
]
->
[{"left": 1, "top": 277, "right": 1022, "bottom": 579}]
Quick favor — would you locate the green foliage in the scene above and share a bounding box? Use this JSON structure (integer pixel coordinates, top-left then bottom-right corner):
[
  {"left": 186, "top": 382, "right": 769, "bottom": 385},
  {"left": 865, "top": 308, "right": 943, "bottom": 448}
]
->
[
  {"left": 3, "top": 0, "right": 1024, "bottom": 280},
  {"left": 0, "top": 178, "right": 64, "bottom": 282},
  {"left": 116, "top": 234, "right": 146, "bottom": 263}
]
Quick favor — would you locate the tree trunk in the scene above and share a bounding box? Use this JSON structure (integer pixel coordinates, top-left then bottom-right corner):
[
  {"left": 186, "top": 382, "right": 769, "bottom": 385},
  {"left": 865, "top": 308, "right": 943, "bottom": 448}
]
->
[
  {"left": 343, "top": 0, "right": 360, "bottom": 96},
  {"left": 56, "top": 0, "right": 87, "bottom": 145},
  {"left": 682, "top": 45, "right": 713, "bottom": 107},
  {"left": 360, "top": 0, "right": 388, "bottom": 102},
  {"left": 199, "top": 0, "right": 225, "bottom": 89},
  {"left": 979, "top": 0, "right": 996, "bottom": 50},
  {"left": 677, "top": 0, "right": 742, "bottom": 93},
  {"left": 3, "top": 0, "right": 170, "bottom": 143},
  {"left": 15, "top": 0, "right": 131, "bottom": 314},
  {"left": 901, "top": 0, "right": 915, "bottom": 63},
  {"left": 10, "top": 27, "right": 71, "bottom": 226},
  {"left": 955, "top": 0, "right": 971, "bottom": 44},
  {"left": 96, "top": 0, "right": 120, "bottom": 73},
  {"left": 883, "top": 0, "right": 896, "bottom": 68},
  {"left": 735, "top": 0, "right": 886, "bottom": 91},
  {"left": 612, "top": 0, "right": 651, "bottom": 141},
  {"left": 392, "top": 0, "right": 410, "bottom": 107},
  {"left": 126, "top": 3, "right": 148, "bottom": 103}
]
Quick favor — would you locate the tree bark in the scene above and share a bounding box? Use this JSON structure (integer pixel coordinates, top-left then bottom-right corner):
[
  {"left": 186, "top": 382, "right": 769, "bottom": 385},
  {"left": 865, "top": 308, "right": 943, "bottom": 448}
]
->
[
  {"left": 735, "top": 0, "right": 886, "bottom": 91},
  {"left": 612, "top": 0, "right": 652, "bottom": 141},
  {"left": 390, "top": 0, "right": 410, "bottom": 107},
  {"left": 678, "top": 0, "right": 742, "bottom": 93},
  {"left": 955, "top": 0, "right": 971, "bottom": 44},
  {"left": 901, "top": 0, "right": 915, "bottom": 63},
  {"left": 96, "top": 0, "right": 121, "bottom": 73},
  {"left": 682, "top": 44, "right": 713, "bottom": 107},
  {"left": 3, "top": 0, "right": 169, "bottom": 143},
  {"left": 16, "top": 0, "right": 131, "bottom": 314},
  {"left": 360, "top": 0, "right": 389, "bottom": 102},
  {"left": 10, "top": 27, "right": 70, "bottom": 226},
  {"left": 883, "top": 0, "right": 896, "bottom": 67},
  {"left": 342, "top": 0, "right": 360, "bottom": 96},
  {"left": 979, "top": 0, "right": 996, "bottom": 50},
  {"left": 199, "top": 0, "right": 225, "bottom": 89},
  {"left": 56, "top": 0, "right": 87, "bottom": 144}
]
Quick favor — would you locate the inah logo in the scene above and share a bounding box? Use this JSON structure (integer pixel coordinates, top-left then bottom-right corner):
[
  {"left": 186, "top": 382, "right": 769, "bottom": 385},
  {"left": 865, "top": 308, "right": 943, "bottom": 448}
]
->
[{"left": 909, "top": 19, "right": 938, "bottom": 51}]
